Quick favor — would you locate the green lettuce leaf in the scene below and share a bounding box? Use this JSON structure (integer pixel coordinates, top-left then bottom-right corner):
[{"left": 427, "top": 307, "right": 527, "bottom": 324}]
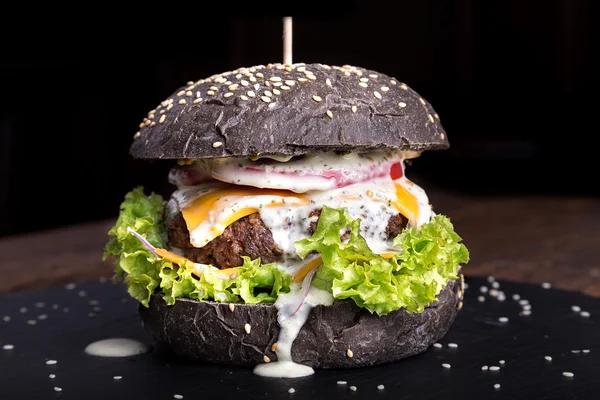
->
[
  {"left": 295, "top": 206, "right": 469, "bottom": 315},
  {"left": 104, "top": 188, "right": 291, "bottom": 306}
]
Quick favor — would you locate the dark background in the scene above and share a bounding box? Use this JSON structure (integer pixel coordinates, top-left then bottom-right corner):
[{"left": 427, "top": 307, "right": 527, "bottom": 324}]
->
[{"left": 1, "top": 1, "right": 598, "bottom": 238}]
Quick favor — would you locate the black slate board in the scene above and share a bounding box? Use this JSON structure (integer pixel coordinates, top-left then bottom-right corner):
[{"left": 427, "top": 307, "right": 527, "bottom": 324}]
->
[{"left": 0, "top": 277, "right": 598, "bottom": 400}]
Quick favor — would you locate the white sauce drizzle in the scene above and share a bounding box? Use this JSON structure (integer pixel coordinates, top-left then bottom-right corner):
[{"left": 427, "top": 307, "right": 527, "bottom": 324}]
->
[
  {"left": 253, "top": 283, "right": 333, "bottom": 378},
  {"left": 84, "top": 338, "right": 149, "bottom": 357}
]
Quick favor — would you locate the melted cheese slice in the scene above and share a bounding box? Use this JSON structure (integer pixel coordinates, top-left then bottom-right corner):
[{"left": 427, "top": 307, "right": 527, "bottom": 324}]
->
[{"left": 181, "top": 188, "right": 310, "bottom": 247}]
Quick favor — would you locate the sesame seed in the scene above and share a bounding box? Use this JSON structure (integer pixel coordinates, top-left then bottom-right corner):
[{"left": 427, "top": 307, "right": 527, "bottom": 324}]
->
[
  {"left": 489, "top": 366, "right": 500, "bottom": 371},
  {"left": 297, "top": 66, "right": 306, "bottom": 72},
  {"left": 49, "top": 374, "right": 55, "bottom": 378},
  {"left": 419, "top": 97, "right": 426, "bottom": 105},
  {"left": 398, "top": 102, "right": 407, "bottom": 108},
  {"left": 254, "top": 83, "right": 260, "bottom": 90},
  {"left": 489, "top": 289, "right": 499, "bottom": 297},
  {"left": 186, "top": 81, "right": 194, "bottom": 85},
  {"left": 273, "top": 82, "right": 282, "bottom": 87},
  {"left": 312, "top": 95, "right": 322, "bottom": 102},
  {"left": 428, "top": 114, "right": 434, "bottom": 123},
  {"left": 541, "top": 282, "right": 552, "bottom": 289},
  {"left": 224, "top": 92, "right": 233, "bottom": 98},
  {"left": 268, "top": 102, "right": 276, "bottom": 109},
  {"left": 545, "top": 356, "right": 552, "bottom": 361},
  {"left": 228, "top": 304, "right": 235, "bottom": 312},
  {"left": 261, "top": 96, "right": 271, "bottom": 103},
  {"left": 241, "top": 80, "right": 249, "bottom": 87},
  {"left": 519, "top": 299, "right": 529, "bottom": 306},
  {"left": 174, "top": 395, "right": 184, "bottom": 399},
  {"left": 285, "top": 66, "right": 293, "bottom": 72},
  {"left": 177, "top": 90, "right": 185, "bottom": 96},
  {"left": 263, "top": 355, "right": 271, "bottom": 363},
  {"left": 442, "top": 363, "right": 451, "bottom": 369},
  {"left": 373, "top": 91, "right": 382, "bottom": 99},
  {"left": 326, "top": 110, "right": 333, "bottom": 119},
  {"left": 580, "top": 311, "right": 591, "bottom": 318},
  {"left": 113, "top": 376, "right": 122, "bottom": 380},
  {"left": 480, "top": 286, "right": 489, "bottom": 293},
  {"left": 571, "top": 305, "right": 581, "bottom": 312},
  {"left": 481, "top": 365, "right": 489, "bottom": 371},
  {"left": 167, "top": 104, "right": 173, "bottom": 110},
  {"left": 522, "top": 304, "right": 532, "bottom": 311},
  {"left": 210, "top": 86, "right": 218, "bottom": 91},
  {"left": 498, "top": 317, "right": 509, "bottom": 323},
  {"left": 269, "top": 76, "right": 281, "bottom": 82},
  {"left": 494, "top": 384, "right": 501, "bottom": 390},
  {"left": 400, "top": 83, "right": 408, "bottom": 90},
  {"left": 244, "top": 323, "right": 251, "bottom": 334},
  {"left": 358, "top": 82, "right": 368, "bottom": 88},
  {"left": 247, "top": 90, "right": 256, "bottom": 98},
  {"left": 562, "top": 372, "right": 574, "bottom": 378},
  {"left": 224, "top": 81, "right": 232, "bottom": 86},
  {"left": 433, "top": 343, "right": 442, "bottom": 348},
  {"left": 46, "top": 360, "right": 57, "bottom": 365},
  {"left": 207, "top": 90, "right": 215, "bottom": 96},
  {"left": 390, "top": 80, "right": 397, "bottom": 85},
  {"left": 337, "top": 381, "right": 347, "bottom": 385},
  {"left": 240, "top": 95, "right": 249, "bottom": 101},
  {"left": 381, "top": 86, "right": 390, "bottom": 92},
  {"left": 499, "top": 360, "right": 505, "bottom": 365},
  {"left": 448, "top": 343, "right": 458, "bottom": 348},
  {"left": 54, "top": 387, "right": 62, "bottom": 392},
  {"left": 27, "top": 320, "right": 37, "bottom": 325},
  {"left": 271, "top": 343, "right": 277, "bottom": 351},
  {"left": 264, "top": 90, "right": 273, "bottom": 97},
  {"left": 228, "top": 84, "right": 239, "bottom": 91},
  {"left": 37, "top": 314, "right": 48, "bottom": 320},
  {"left": 159, "top": 115, "right": 166, "bottom": 124},
  {"left": 212, "top": 142, "right": 223, "bottom": 148},
  {"left": 326, "top": 78, "right": 332, "bottom": 86},
  {"left": 133, "top": 131, "right": 141, "bottom": 139},
  {"left": 351, "top": 105, "right": 357, "bottom": 113},
  {"left": 185, "top": 91, "right": 193, "bottom": 97},
  {"left": 512, "top": 294, "right": 521, "bottom": 300},
  {"left": 346, "top": 348, "right": 353, "bottom": 358},
  {"left": 288, "top": 388, "right": 295, "bottom": 394},
  {"left": 369, "top": 74, "right": 378, "bottom": 78},
  {"left": 249, "top": 76, "right": 257, "bottom": 82},
  {"left": 298, "top": 77, "right": 308, "bottom": 82},
  {"left": 478, "top": 296, "right": 485, "bottom": 302},
  {"left": 307, "top": 74, "right": 316, "bottom": 80},
  {"left": 572, "top": 349, "right": 581, "bottom": 353},
  {"left": 285, "top": 80, "right": 295, "bottom": 86},
  {"left": 280, "top": 85, "right": 290, "bottom": 90},
  {"left": 3, "top": 344, "right": 14, "bottom": 350},
  {"left": 193, "top": 98, "right": 202, "bottom": 104},
  {"left": 150, "top": 121, "right": 156, "bottom": 127},
  {"left": 377, "top": 385, "right": 385, "bottom": 390},
  {"left": 349, "top": 386, "right": 357, "bottom": 392},
  {"left": 434, "top": 113, "right": 440, "bottom": 120},
  {"left": 178, "top": 99, "right": 186, "bottom": 105},
  {"left": 256, "top": 72, "right": 264, "bottom": 78},
  {"left": 360, "top": 77, "right": 369, "bottom": 83}
]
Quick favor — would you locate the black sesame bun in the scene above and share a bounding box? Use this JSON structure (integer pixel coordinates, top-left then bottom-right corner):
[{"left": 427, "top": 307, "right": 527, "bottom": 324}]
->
[
  {"left": 139, "top": 274, "right": 463, "bottom": 368},
  {"left": 130, "top": 63, "right": 448, "bottom": 159}
]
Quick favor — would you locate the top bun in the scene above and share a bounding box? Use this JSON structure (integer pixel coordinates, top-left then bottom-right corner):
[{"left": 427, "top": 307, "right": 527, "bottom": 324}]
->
[{"left": 130, "top": 63, "right": 448, "bottom": 159}]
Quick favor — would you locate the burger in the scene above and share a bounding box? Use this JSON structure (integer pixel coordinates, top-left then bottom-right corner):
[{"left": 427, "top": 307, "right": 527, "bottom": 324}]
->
[{"left": 104, "top": 62, "right": 469, "bottom": 377}]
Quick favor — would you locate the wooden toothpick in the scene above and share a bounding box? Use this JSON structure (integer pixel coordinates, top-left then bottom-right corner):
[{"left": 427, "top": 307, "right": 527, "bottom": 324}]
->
[{"left": 283, "top": 16, "right": 293, "bottom": 65}]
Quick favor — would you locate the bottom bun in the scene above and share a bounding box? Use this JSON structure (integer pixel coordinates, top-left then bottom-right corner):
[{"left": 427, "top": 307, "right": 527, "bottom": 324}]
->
[{"left": 139, "top": 275, "right": 462, "bottom": 369}]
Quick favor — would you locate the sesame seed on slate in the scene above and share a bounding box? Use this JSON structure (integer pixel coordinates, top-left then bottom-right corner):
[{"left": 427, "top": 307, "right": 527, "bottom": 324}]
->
[
  {"left": 433, "top": 343, "right": 442, "bottom": 348},
  {"left": 499, "top": 360, "right": 505, "bottom": 365},
  {"left": 46, "top": 360, "right": 57, "bottom": 365},
  {"left": 3, "top": 344, "right": 14, "bottom": 350},
  {"left": 264, "top": 90, "right": 273, "bottom": 97},
  {"left": 481, "top": 365, "right": 489, "bottom": 371},
  {"left": 359, "top": 77, "right": 369, "bottom": 83},
  {"left": 440, "top": 133, "right": 445, "bottom": 140},
  {"left": 448, "top": 343, "right": 458, "bottom": 348},
  {"left": 177, "top": 90, "right": 185, "bottom": 96},
  {"left": 390, "top": 79, "right": 397, "bottom": 85},
  {"left": 349, "top": 386, "right": 357, "bottom": 392},
  {"left": 273, "top": 89, "right": 281, "bottom": 95},
  {"left": 545, "top": 356, "right": 552, "bottom": 361},
  {"left": 280, "top": 85, "right": 290, "bottom": 90},
  {"left": 489, "top": 366, "right": 500, "bottom": 371},
  {"left": 478, "top": 296, "right": 485, "bottom": 302},
  {"left": 381, "top": 86, "right": 389, "bottom": 92},
  {"left": 583, "top": 349, "right": 591, "bottom": 353},
  {"left": 49, "top": 374, "right": 56, "bottom": 379},
  {"left": 133, "top": 132, "right": 141, "bottom": 139},
  {"left": 298, "top": 77, "right": 308, "bottom": 82},
  {"left": 27, "top": 320, "right": 37, "bottom": 325},
  {"left": 480, "top": 286, "right": 488, "bottom": 293},
  {"left": 20, "top": 307, "right": 27, "bottom": 313},
  {"left": 2, "top": 315, "right": 10, "bottom": 322},
  {"left": 288, "top": 388, "right": 295, "bottom": 394},
  {"left": 54, "top": 387, "right": 62, "bottom": 392},
  {"left": 580, "top": 311, "right": 591, "bottom": 318},
  {"left": 492, "top": 281, "right": 500, "bottom": 289},
  {"left": 377, "top": 384, "right": 385, "bottom": 390},
  {"left": 519, "top": 299, "right": 529, "bottom": 306},
  {"left": 498, "top": 317, "right": 509, "bottom": 323},
  {"left": 513, "top": 294, "right": 521, "bottom": 300},
  {"left": 369, "top": 74, "right": 378, "bottom": 78},
  {"left": 337, "top": 381, "right": 347, "bottom": 385},
  {"left": 193, "top": 98, "right": 202, "bottom": 104},
  {"left": 562, "top": 372, "right": 574, "bottom": 378},
  {"left": 572, "top": 350, "right": 581, "bottom": 354},
  {"left": 442, "top": 363, "right": 451, "bottom": 369},
  {"left": 174, "top": 395, "right": 184, "bottom": 399},
  {"left": 541, "top": 282, "right": 552, "bottom": 289},
  {"left": 571, "top": 305, "right": 581, "bottom": 312},
  {"left": 494, "top": 384, "right": 501, "bottom": 390},
  {"left": 114, "top": 376, "right": 122, "bottom": 380}
]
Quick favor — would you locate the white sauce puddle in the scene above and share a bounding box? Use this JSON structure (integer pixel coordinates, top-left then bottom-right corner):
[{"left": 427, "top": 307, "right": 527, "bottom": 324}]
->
[
  {"left": 84, "top": 338, "right": 150, "bottom": 357},
  {"left": 253, "top": 284, "right": 333, "bottom": 378}
]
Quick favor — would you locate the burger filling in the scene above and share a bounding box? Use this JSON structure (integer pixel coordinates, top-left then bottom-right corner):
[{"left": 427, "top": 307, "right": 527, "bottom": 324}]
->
[{"left": 105, "top": 150, "right": 468, "bottom": 315}]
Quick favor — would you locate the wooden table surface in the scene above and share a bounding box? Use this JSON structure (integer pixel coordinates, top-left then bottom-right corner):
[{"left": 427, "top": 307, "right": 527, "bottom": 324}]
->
[{"left": 2, "top": 190, "right": 600, "bottom": 297}]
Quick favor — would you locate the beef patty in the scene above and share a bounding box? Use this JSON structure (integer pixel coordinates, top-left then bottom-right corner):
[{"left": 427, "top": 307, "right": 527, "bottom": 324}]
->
[{"left": 168, "top": 210, "right": 409, "bottom": 268}]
